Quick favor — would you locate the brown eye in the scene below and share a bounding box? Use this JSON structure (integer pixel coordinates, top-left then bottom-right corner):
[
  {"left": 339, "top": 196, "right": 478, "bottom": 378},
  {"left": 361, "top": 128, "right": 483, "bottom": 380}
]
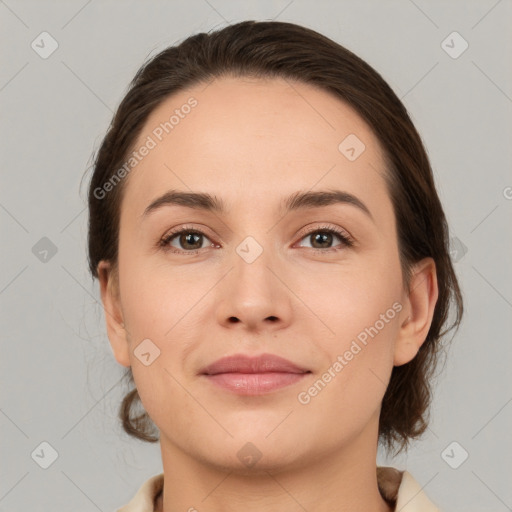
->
[
  {"left": 309, "top": 231, "right": 334, "bottom": 249},
  {"left": 297, "top": 227, "right": 353, "bottom": 251},
  {"left": 161, "top": 229, "right": 213, "bottom": 252},
  {"left": 176, "top": 232, "right": 204, "bottom": 250}
]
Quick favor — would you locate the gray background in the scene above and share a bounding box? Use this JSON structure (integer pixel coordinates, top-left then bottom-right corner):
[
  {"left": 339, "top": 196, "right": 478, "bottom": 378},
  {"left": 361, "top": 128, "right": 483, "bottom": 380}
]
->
[{"left": 1, "top": 0, "right": 511, "bottom": 510}]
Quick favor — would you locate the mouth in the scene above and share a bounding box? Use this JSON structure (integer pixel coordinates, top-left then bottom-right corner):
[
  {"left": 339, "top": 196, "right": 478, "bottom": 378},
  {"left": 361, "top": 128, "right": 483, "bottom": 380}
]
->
[{"left": 199, "top": 353, "right": 311, "bottom": 395}]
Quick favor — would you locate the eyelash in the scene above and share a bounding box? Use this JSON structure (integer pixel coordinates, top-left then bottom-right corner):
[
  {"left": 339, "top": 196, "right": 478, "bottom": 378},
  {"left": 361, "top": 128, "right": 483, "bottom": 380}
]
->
[{"left": 159, "top": 224, "right": 354, "bottom": 255}]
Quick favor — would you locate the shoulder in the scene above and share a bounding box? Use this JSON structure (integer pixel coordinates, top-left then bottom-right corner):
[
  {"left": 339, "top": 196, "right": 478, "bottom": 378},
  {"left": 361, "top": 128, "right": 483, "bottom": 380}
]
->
[
  {"left": 378, "top": 466, "right": 441, "bottom": 511},
  {"left": 116, "top": 473, "right": 164, "bottom": 512},
  {"left": 117, "top": 468, "right": 441, "bottom": 511}
]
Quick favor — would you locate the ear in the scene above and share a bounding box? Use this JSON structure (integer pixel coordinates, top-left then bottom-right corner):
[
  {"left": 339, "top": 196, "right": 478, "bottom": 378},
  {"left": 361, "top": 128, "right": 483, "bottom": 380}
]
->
[
  {"left": 97, "top": 260, "right": 131, "bottom": 367},
  {"left": 394, "top": 257, "right": 439, "bottom": 366}
]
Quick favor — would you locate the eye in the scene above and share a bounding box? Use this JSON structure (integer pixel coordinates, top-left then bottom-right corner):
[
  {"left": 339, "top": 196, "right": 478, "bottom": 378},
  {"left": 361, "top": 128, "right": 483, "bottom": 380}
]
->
[
  {"left": 159, "top": 224, "right": 354, "bottom": 255},
  {"left": 159, "top": 226, "right": 216, "bottom": 253},
  {"left": 295, "top": 225, "right": 354, "bottom": 252}
]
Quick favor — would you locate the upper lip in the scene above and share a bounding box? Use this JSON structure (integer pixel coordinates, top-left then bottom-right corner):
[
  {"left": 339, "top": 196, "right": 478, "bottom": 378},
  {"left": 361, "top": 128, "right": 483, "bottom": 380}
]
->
[{"left": 200, "top": 353, "right": 310, "bottom": 375}]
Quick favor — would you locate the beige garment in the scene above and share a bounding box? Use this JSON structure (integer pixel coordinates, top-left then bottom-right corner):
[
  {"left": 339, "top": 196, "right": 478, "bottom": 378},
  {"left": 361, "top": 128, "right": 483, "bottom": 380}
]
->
[{"left": 117, "top": 466, "right": 440, "bottom": 511}]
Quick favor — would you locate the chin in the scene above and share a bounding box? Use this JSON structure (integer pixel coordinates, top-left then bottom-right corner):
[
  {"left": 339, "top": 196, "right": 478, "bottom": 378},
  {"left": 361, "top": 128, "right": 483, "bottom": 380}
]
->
[
  {"left": 189, "top": 428, "right": 311, "bottom": 475},
  {"left": 200, "top": 445, "right": 307, "bottom": 476}
]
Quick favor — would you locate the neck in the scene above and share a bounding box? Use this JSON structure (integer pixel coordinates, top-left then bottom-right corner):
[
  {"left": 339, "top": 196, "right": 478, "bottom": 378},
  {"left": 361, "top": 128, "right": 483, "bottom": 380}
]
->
[{"left": 157, "top": 426, "right": 393, "bottom": 512}]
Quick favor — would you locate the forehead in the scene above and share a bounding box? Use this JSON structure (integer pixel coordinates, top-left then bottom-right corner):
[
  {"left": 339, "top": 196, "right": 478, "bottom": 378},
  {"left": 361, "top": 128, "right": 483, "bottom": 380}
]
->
[{"left": 121, "top": 76, "right": 390, "bottom": 221}]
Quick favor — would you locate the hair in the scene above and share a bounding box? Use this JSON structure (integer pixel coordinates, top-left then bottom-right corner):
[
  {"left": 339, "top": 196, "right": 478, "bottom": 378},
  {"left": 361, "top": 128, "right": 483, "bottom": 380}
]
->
[{"left": 86, "top": 20, "right": 463, "bottom": 453}]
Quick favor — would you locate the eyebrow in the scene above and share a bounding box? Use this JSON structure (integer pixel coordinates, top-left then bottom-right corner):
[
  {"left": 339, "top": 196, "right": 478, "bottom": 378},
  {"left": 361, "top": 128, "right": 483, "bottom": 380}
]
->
[{"left": 141, "top": 189, "right": 373, "bottom": 221}]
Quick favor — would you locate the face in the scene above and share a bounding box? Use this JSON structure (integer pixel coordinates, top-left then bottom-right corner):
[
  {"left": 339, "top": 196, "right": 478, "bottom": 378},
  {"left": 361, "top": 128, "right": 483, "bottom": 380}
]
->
[{"left": 101, "top": 76, "right": 427, "bottom": 472}]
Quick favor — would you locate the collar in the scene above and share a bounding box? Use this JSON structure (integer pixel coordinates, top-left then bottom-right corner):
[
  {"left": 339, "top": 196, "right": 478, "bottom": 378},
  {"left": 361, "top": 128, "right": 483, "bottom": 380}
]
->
[{"left": 117, "top": 466, "right": 440, "bottom": 511}]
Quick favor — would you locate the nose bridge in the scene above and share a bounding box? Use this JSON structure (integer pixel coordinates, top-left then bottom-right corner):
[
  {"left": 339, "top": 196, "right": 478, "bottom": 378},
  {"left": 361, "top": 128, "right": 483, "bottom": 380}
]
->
[
  {"left": 215, "top": 231, "right": 293, "bottom": 331},
  {"left": 232, "top": 232, "right": 279, "bottom": 303}
]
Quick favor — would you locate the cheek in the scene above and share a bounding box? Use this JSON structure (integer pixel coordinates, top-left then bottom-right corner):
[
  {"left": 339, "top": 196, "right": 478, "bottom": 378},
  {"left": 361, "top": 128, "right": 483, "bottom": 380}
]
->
[
  {"left": 293, "top": 251, "right": 403, "bottom": 346},
  {"left": 119, "top": 226, "right": 403, "bottom": 426},
  {"left": 117, "top": 252, "right": 212, "bottom": 408},
  {"left": 293, "top": 253, "right": 402, "bottom": 404},
  {"left": 118, "top": 245, "right": 204, "bottom": 340},
  {"left": 295, "top": 291, "right": 400, "bottom": 439}
]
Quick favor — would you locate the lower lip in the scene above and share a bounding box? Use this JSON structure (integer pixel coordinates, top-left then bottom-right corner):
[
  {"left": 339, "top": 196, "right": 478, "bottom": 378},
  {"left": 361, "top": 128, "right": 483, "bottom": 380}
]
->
[{"left": 203, "top": 372, "right": 308, "bottom": 395}]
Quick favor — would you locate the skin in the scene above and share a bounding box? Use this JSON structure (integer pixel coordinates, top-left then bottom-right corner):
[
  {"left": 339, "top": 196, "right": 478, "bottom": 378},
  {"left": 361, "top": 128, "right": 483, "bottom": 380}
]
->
[{"left": 98, "top": 76, "right": 438, "bottom": 512}]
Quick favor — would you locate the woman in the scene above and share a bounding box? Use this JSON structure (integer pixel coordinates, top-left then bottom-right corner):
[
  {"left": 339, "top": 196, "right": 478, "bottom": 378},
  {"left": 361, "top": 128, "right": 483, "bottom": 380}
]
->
[{"left": 87, "top": 20, "right": 463, "bottom": 511}]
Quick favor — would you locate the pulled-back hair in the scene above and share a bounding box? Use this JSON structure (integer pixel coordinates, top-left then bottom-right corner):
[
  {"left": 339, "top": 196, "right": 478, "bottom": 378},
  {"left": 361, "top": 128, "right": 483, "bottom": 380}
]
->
[{"left": 86, "top": 20, "right": 463, "bottom": 453}]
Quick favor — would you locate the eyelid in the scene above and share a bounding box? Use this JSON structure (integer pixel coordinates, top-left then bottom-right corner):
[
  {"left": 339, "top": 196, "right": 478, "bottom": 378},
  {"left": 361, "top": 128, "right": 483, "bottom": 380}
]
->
[
  {"left": 159, "top": 222, "right": 354, "bottom": 253},
  {"left": 294, "top": 223, "right": 354, "bottom": 247},
  {"left": 159, "top": 224, "right": 217, "bottom": 252}
]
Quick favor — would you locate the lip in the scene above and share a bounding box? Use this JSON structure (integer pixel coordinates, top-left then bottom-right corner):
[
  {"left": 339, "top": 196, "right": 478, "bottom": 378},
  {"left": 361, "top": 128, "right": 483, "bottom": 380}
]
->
[{"left": 200, "top": 353, "right": 310, "bottom": 395}]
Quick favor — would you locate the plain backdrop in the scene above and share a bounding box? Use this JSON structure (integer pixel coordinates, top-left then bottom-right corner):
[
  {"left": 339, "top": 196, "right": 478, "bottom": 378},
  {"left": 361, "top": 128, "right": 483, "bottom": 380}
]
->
[{"left": 1, "top": 1, "right": 511, "bottom": 511}]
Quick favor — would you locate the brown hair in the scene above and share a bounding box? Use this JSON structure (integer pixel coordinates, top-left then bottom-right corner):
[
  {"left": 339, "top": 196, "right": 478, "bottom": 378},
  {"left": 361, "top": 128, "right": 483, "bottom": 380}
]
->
[{"left": 86, "top": 20, "right": 463, "bottom": 452}]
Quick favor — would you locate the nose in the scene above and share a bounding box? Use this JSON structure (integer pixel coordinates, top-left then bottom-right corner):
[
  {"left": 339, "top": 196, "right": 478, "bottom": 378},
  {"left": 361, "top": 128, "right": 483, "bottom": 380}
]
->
[{"left": 214, "top": 242, "right": 294, "bottom": 333}]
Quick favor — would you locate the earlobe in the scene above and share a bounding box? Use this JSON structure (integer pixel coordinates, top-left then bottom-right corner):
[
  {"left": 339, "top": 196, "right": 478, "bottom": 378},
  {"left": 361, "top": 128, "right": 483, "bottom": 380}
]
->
[
  {"left": 97, "top": 261, "right": 131, "bottom": 368},
  {"left": 394, "top": 257, "right": 439, "bottom": 366}
]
